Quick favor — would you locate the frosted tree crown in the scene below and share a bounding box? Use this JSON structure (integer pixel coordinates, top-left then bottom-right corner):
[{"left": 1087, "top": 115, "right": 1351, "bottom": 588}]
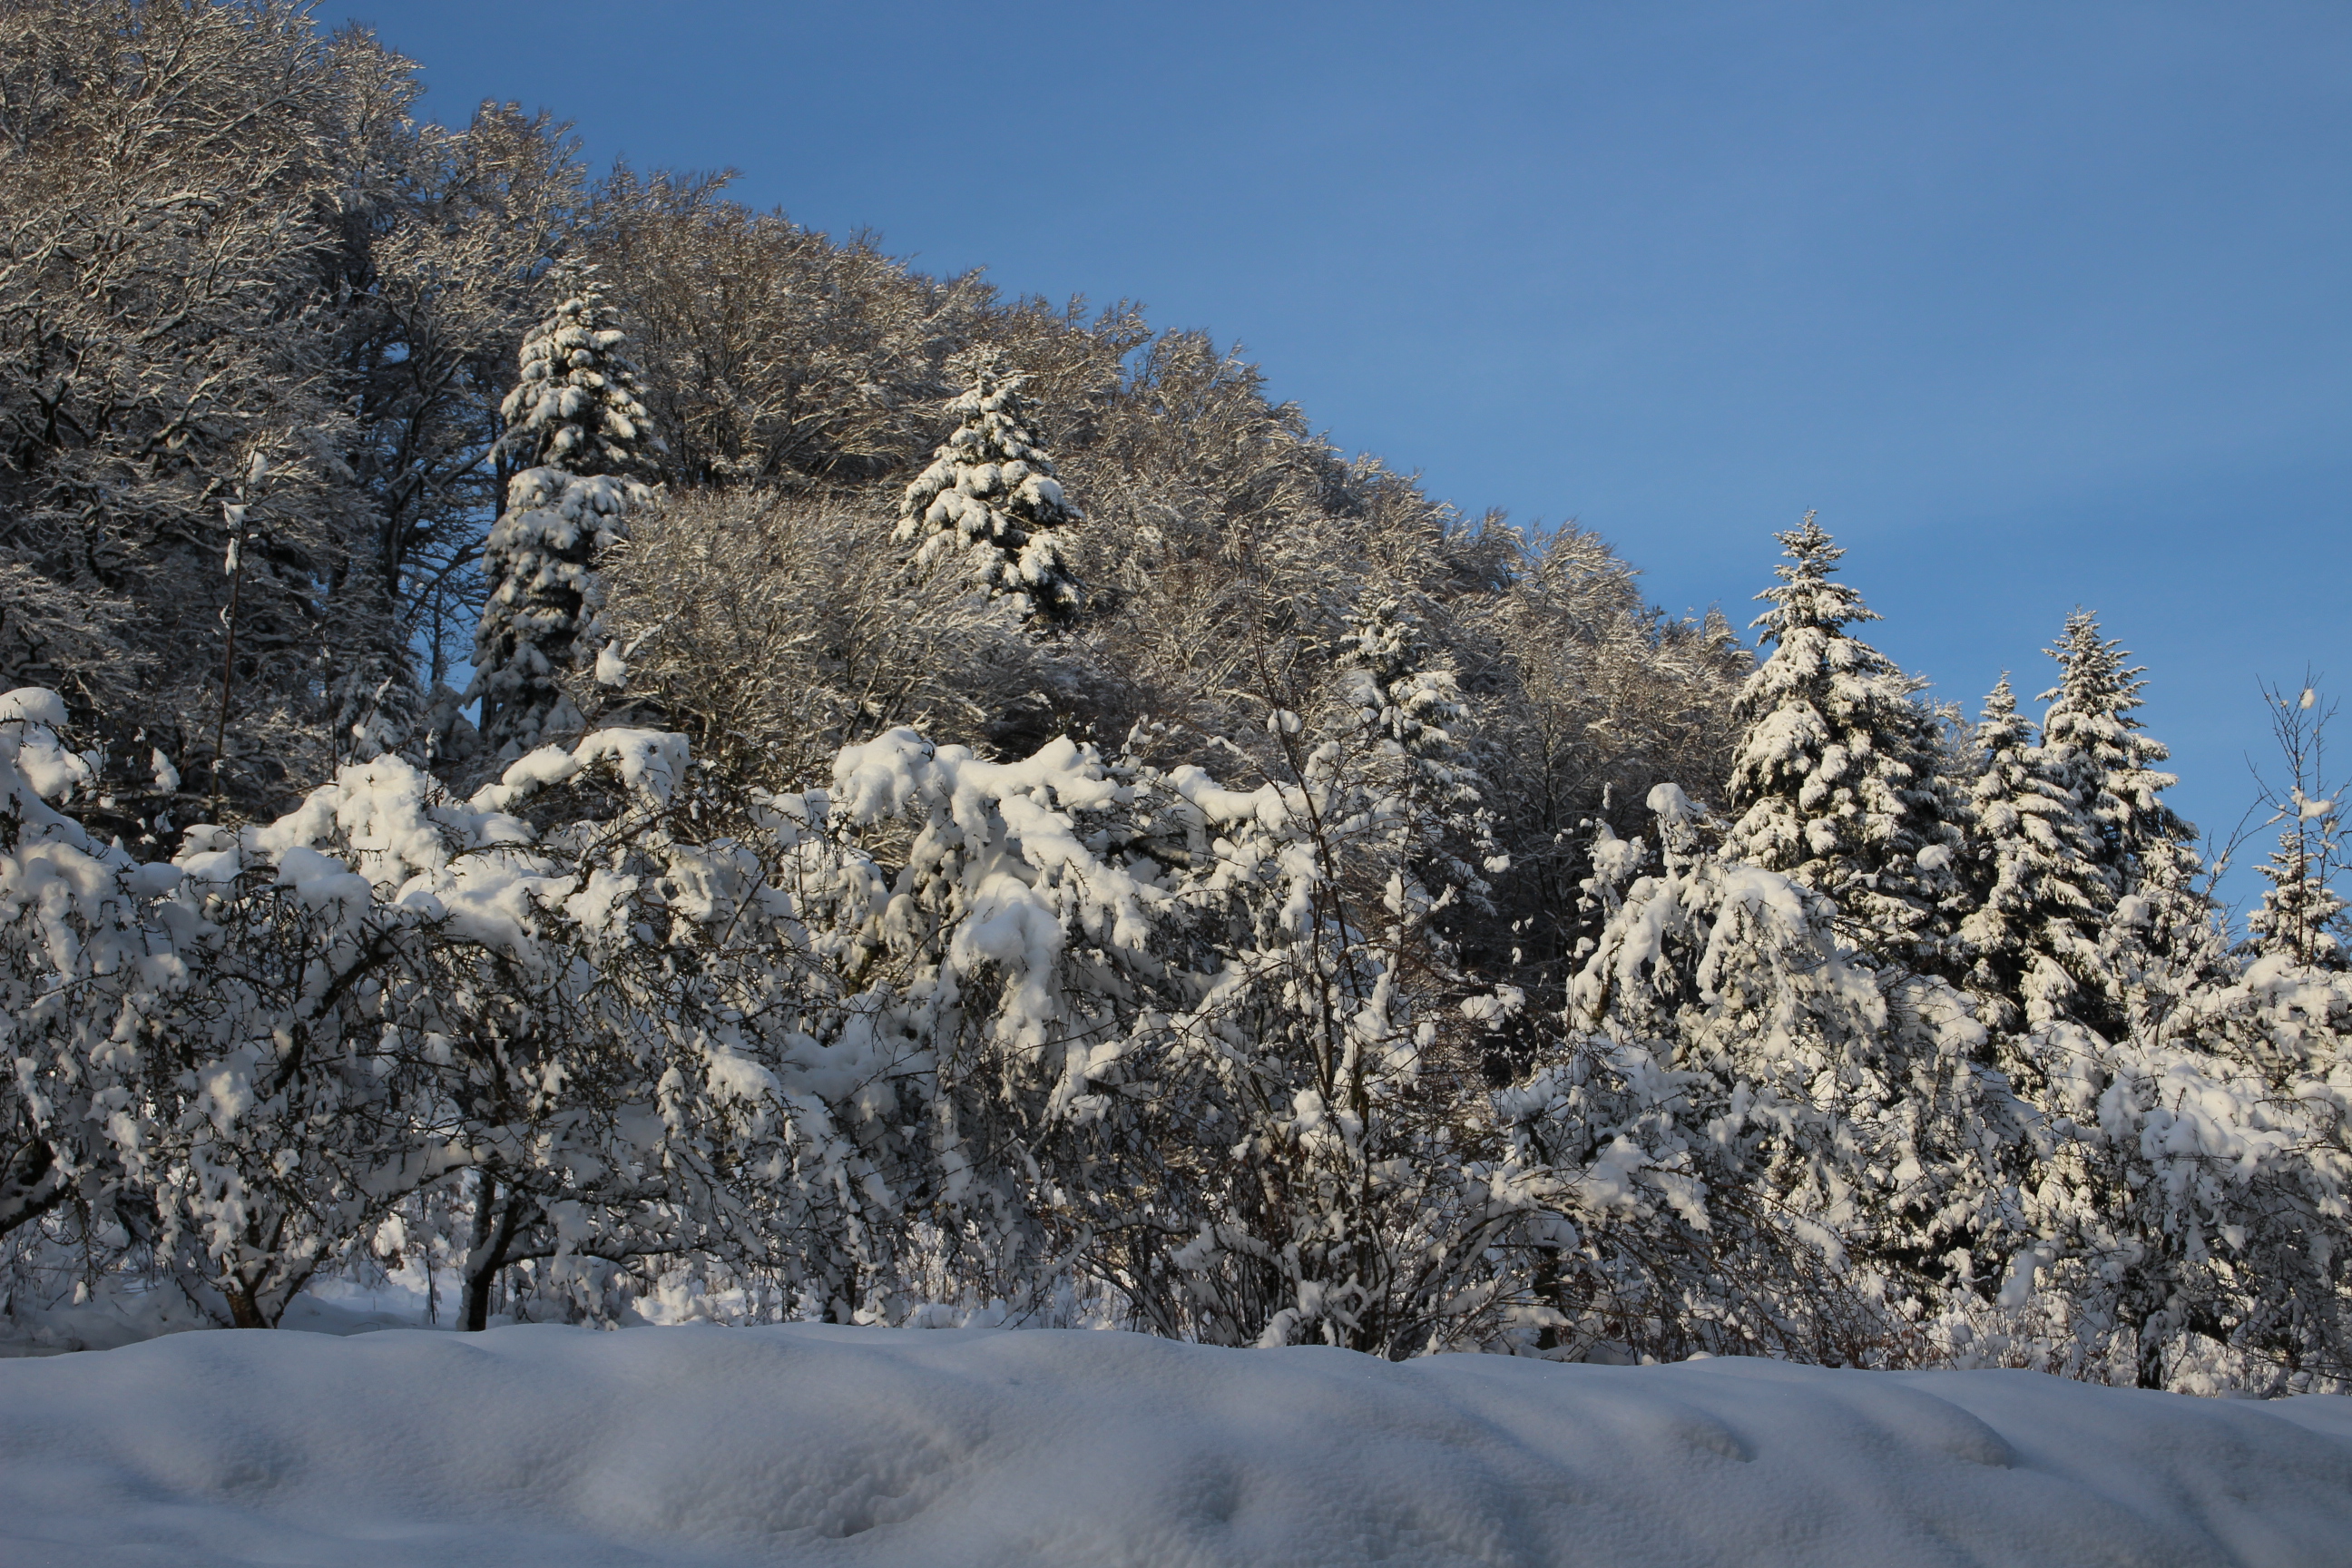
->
[{"left": 897, "top": 350, "right": 1084, "bottom": 626}]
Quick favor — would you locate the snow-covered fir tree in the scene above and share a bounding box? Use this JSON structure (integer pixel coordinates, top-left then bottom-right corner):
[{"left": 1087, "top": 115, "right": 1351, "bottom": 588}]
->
[
  {"left": 2036, "top": 611, "right": 2191, "bottom": 899},
  {"left": 2249, "top": 827, "right": 2349, "bottom": 970},
  {"left": 2243, "top": 682, "right": 2348, "bottom": 969},
  {"left": 1955, "top": 675, "right": 2112, "bottom": 1032},
  {"left": 1722, "top": 515, "right": 1962, "bottom": 967},
  {"left": 498, "top": 268, "right": 663, "bottom": 479},
  {"left": 1338, "top": 596, "right": 1466, "bottom": 757},
  {"left": 1567, "top": 781, "right": 2011, "bottom": 1355},
  {"left": 472, "top": 270, "right": 662, "bottom": 761},
  {"left": 1333, "top": 594, "right": 1495, "bottom": 905},
  {"left": 2028, "top": 612, "right": 2217, "bottom": 1042},
  {"left": 897, "top": 350, "right": 1084, "bottom": 626}
]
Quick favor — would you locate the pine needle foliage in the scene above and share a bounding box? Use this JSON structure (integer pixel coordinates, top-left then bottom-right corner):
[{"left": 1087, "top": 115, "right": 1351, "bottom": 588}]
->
[
  {"left": 1723, "top": 514, "right": 1960, "bottom": 967},
  {"left": 897, "top": 349, "right": 1085, "bottom": 627}
]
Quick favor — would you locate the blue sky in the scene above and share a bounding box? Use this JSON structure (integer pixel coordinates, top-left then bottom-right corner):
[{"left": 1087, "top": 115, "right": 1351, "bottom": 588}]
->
[{"left": 352, "top": 0, "right": 2351, "bottom": 910}]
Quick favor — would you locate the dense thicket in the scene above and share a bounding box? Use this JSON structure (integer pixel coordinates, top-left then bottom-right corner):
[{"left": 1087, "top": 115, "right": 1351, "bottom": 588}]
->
[{"left": 2, "top": 2, "right": 2343, "bottom": 1396}]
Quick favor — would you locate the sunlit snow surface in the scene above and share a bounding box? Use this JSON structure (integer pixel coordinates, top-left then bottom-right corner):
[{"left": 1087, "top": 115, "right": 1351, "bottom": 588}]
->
[{"left": 3, "top": 1326, "right": 2348, "bottom": 1567}]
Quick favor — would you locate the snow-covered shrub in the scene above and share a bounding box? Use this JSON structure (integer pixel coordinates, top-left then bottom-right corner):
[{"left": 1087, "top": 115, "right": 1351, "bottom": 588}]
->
[
  {"left": 4, "top": 690, "right": 877, "bottom": 1331},
  {"left": 0, "top": 689, "right": 138, "bottom": 1245},
  {"left": 1557, "top": 781, "right": 2013, "bottom": 1360},
  {"left": 595, "top": 486, "right": 1058, "bottom": 787},
  {"left": 801, "top": 727, "right": 1191, "bottom": 1321},
  {"left": 1963, "top": 961, "right": 2352, "bottom": 1392},
  {"left": 1076, "top": 625, "right": 1543, "bottom": 1357}
]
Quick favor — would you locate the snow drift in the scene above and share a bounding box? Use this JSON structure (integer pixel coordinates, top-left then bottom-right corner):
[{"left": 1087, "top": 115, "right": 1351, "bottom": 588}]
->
[{"left": 3, "top": 1327, "right": 2347, "bottom": 1568}]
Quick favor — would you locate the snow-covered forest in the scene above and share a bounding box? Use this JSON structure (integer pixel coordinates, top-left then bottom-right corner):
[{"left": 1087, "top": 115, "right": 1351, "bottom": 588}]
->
[{"left": 2, "top": 0, "right": 2346, "bottom": 1398}]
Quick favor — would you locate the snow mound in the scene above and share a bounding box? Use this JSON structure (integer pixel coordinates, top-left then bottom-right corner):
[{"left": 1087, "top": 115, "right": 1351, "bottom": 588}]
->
[{"left": 2, "top": 1326, "right": 2347, "bottom": 1567}]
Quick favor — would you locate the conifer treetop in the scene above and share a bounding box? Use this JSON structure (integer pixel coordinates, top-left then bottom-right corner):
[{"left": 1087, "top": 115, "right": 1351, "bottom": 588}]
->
[
  {"left": 1980, "top": 672, "right": 2019, "bottom": 728},
  {"left": 2037, "top": 609, "right": 2191, "bottom": 867},
  {"left": 2039, "top": 611, "right": 2155, "bottom": 736},
  {"left": 2243, "top": 680, "right": 2349, "bottom": 969},
  {"left": 897, "top": 349, "right": 1084, "bottom": 626},
  {"left": 2249, "top": 827, "right": 2349, "bottom": 969},
  {"left": 1958, "top": 672, "right": 2115, "bottom": 1031},
  {"left": 1750, "top": 511, "right": 1878, "bottom": 647},
  {"left": 472, "top": 269, "right": 662, "bottom": 765},
  {"left": 1337, "top": 595, "right": 1468, "bottom": 760},
  {"left": 499, "top": 267, "right": 663, "bottom": 481},
  {"left": 1723, "top": 514, "right": 1961, "bottom": 964}
]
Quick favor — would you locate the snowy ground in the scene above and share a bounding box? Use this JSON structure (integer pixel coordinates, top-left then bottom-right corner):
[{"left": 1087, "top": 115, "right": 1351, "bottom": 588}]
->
[{"left": 2, "top": 1326, "right": 2347, "bottom": 1568}]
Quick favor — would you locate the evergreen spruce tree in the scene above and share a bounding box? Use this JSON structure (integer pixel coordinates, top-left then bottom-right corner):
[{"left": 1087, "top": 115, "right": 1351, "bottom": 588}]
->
[
  {"left": 1332, "top": 593, "right": 1497, "bottom": 912},
  {"left": 2036, "top": 611, "right": 2191, "bottom": 896},
  {"left": 472, "top": 270, "right": 662, "bottom": 761},
  {"left": 2249, "top": 830, "right": 2349, "bottom": 970},
  {"left": 1722, "top": 515, "right": 1963, "bottom": 967},
  {"left": 1956, "top": 676, "right": 2112, "bottom": 1032},
  {"left": 1569, "top": 782, "right": 2009, "bottom": 1348},
  {"left": 897, "top": 350, "right": 1084, "bottom": 627},
  {"left": 2032, "top": 612, "right": 2213, "bottom": 1031},
  {"left": 2243, "top": 682, "right": 2348, "bottom": 970},
  {"left": 1338, "top": 596, "right": 1467, "bottom": 760}
]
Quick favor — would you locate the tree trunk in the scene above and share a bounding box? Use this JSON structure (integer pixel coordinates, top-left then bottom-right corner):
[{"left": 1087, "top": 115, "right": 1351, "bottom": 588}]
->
[
  {"left": 223, "top": 1281, "right": 269, "bottom": 1329},
  {"left": 0, "top": 1135, "right": 66, "bottom": 1240},
  {"left": 462, "top": 1174, "right": 535, "bottom": 1332},
  {"left": 2135, "top": 1310, "right": 2170, "bottom": 1390}
]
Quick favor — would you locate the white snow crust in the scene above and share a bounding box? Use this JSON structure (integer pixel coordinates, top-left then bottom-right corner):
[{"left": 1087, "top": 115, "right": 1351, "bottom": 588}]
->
[{"left": 2, "top": 1326, "right": 2347, "bottom": 1568}]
